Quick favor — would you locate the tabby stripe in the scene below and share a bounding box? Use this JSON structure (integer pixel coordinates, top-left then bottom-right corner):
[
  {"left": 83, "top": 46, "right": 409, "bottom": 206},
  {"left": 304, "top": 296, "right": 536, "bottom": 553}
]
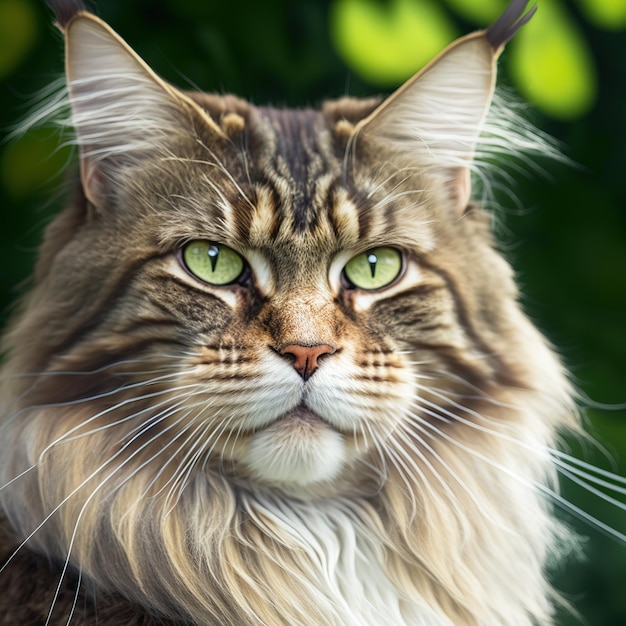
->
[
  {"left": 115, "top": 317, "right": 180, "bottom": 334},
  {"left": 325, "top": 179, "right": 343, "bottom": 240},
  {"left": 143, "top": 294, "right": 184, "bottom": 320},
  {"left": 416, "top": 260, "right": 523, "bottom": 379},
  {"left": 152, "top": 274, "right": 232, "bottom": 303},
  {"left": 353, "top": 188, "right": 374, "bottom": 240},
  {"left": 40, "top": 254, "right": 159, "bottom": 370}
]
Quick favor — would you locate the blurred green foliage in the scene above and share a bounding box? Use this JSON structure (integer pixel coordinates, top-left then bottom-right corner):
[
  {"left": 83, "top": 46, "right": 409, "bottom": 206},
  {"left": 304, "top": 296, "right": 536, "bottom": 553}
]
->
[
  {"left": 331, "top": 0, "right": 623, "bottom": 119},
  {"left": 0, "top": 0, "right": 625, "bottom": 624},
  {"left": 331, "top": 0, "right": 458, "bottom": 84},
  {"left": 0, "top": 0, "right": 38, "bottom": 80}
]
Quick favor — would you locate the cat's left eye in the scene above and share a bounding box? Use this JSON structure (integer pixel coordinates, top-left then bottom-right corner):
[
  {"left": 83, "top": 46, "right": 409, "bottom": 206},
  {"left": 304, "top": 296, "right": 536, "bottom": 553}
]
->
[
  {"left": 343, "top": 247, "right": 403, "bottom": 291},
  {"left": 182, "top": 241, "right": 245, "bottom": 286}
]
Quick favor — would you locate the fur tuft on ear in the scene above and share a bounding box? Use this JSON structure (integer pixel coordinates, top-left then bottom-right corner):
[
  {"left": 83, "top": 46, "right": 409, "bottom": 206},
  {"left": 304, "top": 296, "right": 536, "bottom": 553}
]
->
[
  {"left": 45, "top": 0, "right": 89, "bottom": 28},
  {"left": 486, "top": 0, "right": 537, "bottom": 50},
  {"left": 352, "top": 0, "right": 540, "bottom": 213}
]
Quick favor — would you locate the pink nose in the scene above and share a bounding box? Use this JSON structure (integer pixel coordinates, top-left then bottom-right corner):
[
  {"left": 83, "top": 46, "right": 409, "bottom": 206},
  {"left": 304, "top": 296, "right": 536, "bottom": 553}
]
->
[{"left": 280, "top": 343, "right": 336, "bottom": 380}]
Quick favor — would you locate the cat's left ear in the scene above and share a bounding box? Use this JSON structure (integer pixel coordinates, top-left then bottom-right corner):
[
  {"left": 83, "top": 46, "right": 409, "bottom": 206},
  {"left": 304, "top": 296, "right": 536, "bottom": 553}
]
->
[
  {"left": 353, "top": 0, "right": 536, "bottom": 214},
  {"left": 53, "top": 7, "right": 225, "bottom": 209}
]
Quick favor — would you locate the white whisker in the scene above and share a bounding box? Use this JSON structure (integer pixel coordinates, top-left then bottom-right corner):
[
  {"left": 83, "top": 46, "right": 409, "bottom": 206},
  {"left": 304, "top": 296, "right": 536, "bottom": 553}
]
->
[
  {"left": 399, "top": 417, "right": 509, "bottom": 530},
  {"left": 0, "top": 402, "right": 188, "bottom": 575},
  {"left": 42, "top": 409, "right": 195, "bottom": 625},
  {"left": 408, "top": 407, "right": 626, "bottom": 544},
  {"left": 64, "top": 567, "right": 81, "bottom": 626}
]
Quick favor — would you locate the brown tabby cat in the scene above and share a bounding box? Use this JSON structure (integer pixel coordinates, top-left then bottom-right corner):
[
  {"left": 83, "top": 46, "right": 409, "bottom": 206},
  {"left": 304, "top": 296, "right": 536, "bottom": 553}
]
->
[{"left": 0, "top": 0, "right": 618, "bottom": 624}]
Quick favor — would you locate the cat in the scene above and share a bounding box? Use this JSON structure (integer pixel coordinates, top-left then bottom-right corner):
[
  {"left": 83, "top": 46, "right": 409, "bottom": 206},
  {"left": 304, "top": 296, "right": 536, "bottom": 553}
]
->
[{"left": 0, "top": 0, "right": 622, "bottom": 624}]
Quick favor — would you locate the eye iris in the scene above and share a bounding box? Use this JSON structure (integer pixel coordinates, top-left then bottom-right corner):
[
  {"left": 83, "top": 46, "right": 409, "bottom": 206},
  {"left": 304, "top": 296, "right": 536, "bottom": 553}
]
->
[
  {"left": 183, "top": 241, "right": 244, "bottom": 285},
  {"left": 344, "top": 247, "right": 402, "bottom": 290}
]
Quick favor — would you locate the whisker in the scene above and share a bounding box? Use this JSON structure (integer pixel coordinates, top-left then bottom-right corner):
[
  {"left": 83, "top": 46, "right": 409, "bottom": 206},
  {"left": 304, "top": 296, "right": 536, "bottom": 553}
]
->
[
  {"left": 42, "top": 409, "right": 196, "bottom": 625},
  {"left": 9, "top": 358, "right": 185, "bottom": 412},
  {"left": 408, "top": 408, "right": 626, "bottom": 544},
  {"left": 383, "top": 427, "right": 448, "bottom": 522},
  {"left": 0, "top": 388, "right": 201, "bottom": 496},
  {"left": 49, "top": 380, "right": 199, "bottom": 437},
  {"left": 134, "top": 403, "right": 214, "bottom": 501},
  {"left": 551, "top": 452, "right": 626, "bottom": 487},
  {"left": 555, "top": 462, "right": 626, "bottom": 508},
  {"left": 163, "top": 421, "right": 217, "bottom": 513},
  {"left": 199, "top": 411, "right": 239, "bottom": 474},
  {"left": 150, "top": 405, "right": 229, "bottom": 504},
  {"left": 51, "top": 565, "right": 81, "bottom": 626},
  {"left": 0, "top": 402, "right": 188, "bottom": 575},
  {"left": 399, "top": 418, "right": 508, "bottom": 530},
  {"left": 410, "top": 393, "right": 626, "bottom": 495},
  {"left": 6, "top": 371, "right": 189, "bottom": 430},
  {"left": 7, "top": 359, "right": 177, "bottom": 380},
  {"left": 0, "top": 464, "right": 39, "bottom": 495},
  {"left": 362, "top": 420, "right": 392, "bottom": 487}
]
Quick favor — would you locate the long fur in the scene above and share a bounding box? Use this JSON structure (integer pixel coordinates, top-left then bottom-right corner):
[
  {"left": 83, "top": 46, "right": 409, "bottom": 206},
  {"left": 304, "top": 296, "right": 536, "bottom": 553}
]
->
[{"left": 1, "top": 3, "right": 624, "bottom": 626}]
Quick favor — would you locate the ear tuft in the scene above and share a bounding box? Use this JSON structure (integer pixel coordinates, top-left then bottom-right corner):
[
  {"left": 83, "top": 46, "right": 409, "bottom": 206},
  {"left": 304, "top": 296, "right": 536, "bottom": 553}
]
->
[
  {"left": 486, "top": 0, "right": 537, "bottom": 50},
  {"left": 221, "top": 112, "right": 246, "bottom": 136},
  {"left": 334, "top": 119, "right": 355, "bottom": 140},
  {"left": 45, "top": 0, "right": 89, "bottom": 28}
]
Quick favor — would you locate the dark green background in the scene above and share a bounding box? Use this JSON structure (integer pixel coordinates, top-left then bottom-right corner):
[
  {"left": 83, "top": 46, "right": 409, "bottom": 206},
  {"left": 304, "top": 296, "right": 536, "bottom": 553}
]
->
[{"left": 1, "top": 1, "right": 624, "bottom": 623}]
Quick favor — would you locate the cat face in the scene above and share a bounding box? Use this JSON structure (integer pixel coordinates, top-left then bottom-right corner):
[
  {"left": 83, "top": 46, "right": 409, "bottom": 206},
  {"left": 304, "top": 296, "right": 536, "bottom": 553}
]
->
[{"left": 13, "top": 80, "right": 533, "bottom": 494}]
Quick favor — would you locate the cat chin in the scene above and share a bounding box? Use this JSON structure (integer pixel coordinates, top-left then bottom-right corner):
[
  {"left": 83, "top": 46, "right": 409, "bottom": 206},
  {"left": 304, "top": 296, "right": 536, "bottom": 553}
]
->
[{"left": 242, "top": 411, "right": 347, "bottom": 486}]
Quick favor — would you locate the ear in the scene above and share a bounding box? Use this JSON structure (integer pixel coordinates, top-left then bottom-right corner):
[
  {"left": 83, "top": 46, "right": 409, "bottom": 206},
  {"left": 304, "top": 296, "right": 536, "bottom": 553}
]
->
[
  {"left": 353, "top": 0, "right": 536, "bottom": 214},
  {"left": 58, "top": 11, "right": 224, "bottom": 208}
]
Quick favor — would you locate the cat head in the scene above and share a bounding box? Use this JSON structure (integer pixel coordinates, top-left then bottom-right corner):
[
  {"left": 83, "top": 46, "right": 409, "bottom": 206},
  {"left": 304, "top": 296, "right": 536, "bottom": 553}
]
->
[{"left": 0, "top": 0, "right": 572, "bottom": 496}]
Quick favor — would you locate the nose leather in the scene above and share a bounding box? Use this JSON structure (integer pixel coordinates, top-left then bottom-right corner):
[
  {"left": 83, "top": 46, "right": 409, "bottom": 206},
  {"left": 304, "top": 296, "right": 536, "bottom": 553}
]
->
[{"left": 280, "top": 343, "right": 336, "bottom": 380}]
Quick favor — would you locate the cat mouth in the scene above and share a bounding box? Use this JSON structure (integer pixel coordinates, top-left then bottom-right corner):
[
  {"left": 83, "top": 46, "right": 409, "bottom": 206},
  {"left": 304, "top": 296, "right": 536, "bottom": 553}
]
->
[
  {"left": 280, "top": 405, "right": 325, "bottom": 424},
  {"left": 253, "top": 403, "right": 347, "bottom": 434},
  {"left": 263, "top": 404, "right": 332, "bottom": 432}
]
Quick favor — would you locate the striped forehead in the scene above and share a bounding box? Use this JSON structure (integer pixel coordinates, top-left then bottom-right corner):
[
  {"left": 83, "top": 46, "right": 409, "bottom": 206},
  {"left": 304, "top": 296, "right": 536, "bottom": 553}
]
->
[
  {"left": 241, "top": 180, "right": 434, "bottom": 260},
  {"left": 239, "top": 107, "right": 434, "bottom": 252},
  {"left": 169, "top": 106, "right": 436, "bottom": 265}
]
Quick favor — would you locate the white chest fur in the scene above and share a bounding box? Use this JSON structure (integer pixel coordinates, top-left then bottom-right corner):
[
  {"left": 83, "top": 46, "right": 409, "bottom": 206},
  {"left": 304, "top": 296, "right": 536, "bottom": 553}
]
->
[{"left": 246, "top": 494, "right": 452, "bottom": 626}]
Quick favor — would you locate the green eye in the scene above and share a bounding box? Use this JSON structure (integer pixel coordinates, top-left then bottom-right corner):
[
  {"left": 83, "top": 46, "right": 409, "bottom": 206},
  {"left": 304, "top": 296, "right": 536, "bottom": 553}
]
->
[
  {"left": 343, "top": 247, "right": 403, "bottom": 291},
  {"left": 182, "top": 241, "right": 245, "bottom": 286}
]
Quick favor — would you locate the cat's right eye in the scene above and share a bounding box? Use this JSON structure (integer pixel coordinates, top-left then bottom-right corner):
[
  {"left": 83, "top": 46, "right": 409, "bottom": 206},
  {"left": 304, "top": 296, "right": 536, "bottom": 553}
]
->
[{"left": 182, "top": 241, "right": 245, "bottom": 286}]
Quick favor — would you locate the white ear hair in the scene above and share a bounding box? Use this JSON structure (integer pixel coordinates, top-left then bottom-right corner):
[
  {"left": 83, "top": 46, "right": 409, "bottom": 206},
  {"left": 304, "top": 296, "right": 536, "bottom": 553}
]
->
[{"left": 62, "top": 13, "right": 222, "bottom": 207}]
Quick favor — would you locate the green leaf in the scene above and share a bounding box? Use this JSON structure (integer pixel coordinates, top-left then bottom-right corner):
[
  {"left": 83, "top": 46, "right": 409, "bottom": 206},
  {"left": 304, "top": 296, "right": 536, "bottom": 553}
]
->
[
  {"left": 330, "top": 0, "right": 457, "bottom": 86},
  {"left": 577, "top": 0, "right": 626, "bottom": 30},
  {"left": 0, "top": 0, "right": 38, "bottom": 80},
  {"left": 509, "top": 1, "right": 596, "bottom": 119},
  {"left": 0, "top": 129, "right": 72, "bottom": 199},
  {"left": 441, "top": 0, "right": 505, "bottom": 24}
]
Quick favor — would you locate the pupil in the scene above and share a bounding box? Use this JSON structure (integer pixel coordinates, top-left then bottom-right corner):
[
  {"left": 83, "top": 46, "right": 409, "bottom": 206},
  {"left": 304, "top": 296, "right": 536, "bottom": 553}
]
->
[
  {"left": 208, "top": 245, "right": 219, "bottom": 272},
  {"left": 367, "top": 253, "right": 378, "bottom": 278}
]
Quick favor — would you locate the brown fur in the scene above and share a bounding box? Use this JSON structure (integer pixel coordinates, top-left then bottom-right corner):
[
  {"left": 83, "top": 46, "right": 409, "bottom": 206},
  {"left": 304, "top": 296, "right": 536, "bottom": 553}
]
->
[
  {"left": 0, "top": 519, "right": 174, "bottom": 625},
  {"left": 0, "top": 4, "right": 582, "bottom": 625}
]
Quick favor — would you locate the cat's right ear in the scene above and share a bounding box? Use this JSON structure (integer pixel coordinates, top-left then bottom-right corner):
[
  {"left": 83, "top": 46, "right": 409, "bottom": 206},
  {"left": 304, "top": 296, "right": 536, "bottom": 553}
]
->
[{"left": 51, "top": 8, "right": 225, "bottom": 209}]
